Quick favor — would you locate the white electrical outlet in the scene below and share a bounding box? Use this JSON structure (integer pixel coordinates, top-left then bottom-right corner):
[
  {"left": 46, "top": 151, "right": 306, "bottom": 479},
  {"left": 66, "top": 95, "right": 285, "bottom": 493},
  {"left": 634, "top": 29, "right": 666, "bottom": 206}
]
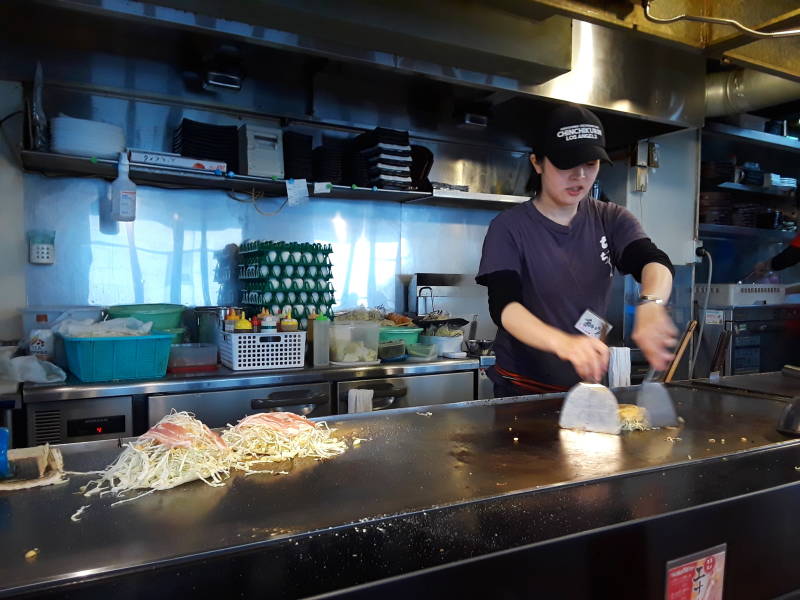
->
[{"left": 29, "top": 243, "right": 54, "bottom": 265}]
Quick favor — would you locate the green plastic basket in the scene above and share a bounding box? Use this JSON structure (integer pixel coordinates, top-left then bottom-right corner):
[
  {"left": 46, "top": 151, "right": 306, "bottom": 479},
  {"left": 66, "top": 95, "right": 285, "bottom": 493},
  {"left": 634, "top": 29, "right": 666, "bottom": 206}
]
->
[
  {"left": 106, "top": 304, "right": 185, "bottom": 329},
  {"left": 378, "top": 327, "right": 422, "bottom": 345}
]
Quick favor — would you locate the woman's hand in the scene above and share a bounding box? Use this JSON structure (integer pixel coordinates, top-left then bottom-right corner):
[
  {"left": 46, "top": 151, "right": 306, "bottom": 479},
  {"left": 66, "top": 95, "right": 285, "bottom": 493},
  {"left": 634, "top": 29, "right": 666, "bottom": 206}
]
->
[
  {"left": 553, "top": 333, "right": 610, "bottom": 383},
  {"left": 632, "top": 303, "right": 678, "bottom": 371}
]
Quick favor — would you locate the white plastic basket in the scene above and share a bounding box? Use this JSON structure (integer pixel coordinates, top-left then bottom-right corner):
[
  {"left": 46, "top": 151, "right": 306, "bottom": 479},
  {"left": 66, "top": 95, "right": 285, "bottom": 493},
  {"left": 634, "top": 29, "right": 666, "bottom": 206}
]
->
[
  {"left": 219, "top": 331, "right": 306, "bottom": 370},
  {"left": 695, "top": 284, "right": 786, "bottom": 306}
]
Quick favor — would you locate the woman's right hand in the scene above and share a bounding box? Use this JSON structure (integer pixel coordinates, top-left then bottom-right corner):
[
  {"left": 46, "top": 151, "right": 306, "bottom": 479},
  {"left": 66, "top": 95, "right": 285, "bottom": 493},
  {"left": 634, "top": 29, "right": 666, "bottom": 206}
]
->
[{"left": 553, "top": 333, "right": 610, "bottom": 383}]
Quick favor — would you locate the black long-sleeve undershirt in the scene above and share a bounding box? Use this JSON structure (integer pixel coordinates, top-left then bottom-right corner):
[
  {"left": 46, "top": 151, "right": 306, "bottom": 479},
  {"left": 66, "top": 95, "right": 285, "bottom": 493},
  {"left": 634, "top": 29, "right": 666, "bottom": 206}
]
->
[
  {"left": 477, "top": 238, "right": 674, "bottom": 327},
  {"left": 771, "top": 245, "right": 800, "bottom": 271}
]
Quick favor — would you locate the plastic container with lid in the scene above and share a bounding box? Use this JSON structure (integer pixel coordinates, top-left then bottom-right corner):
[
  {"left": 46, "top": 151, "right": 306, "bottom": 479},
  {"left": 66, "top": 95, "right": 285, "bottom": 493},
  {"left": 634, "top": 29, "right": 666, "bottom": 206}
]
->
[
  {"left": 312, "top": 315, "right": 330, "bottom": 367},
  {"left": 330, "top": 321, "right": 379, "bottom": 363},
  {"left": 378, "top": 339, "right": 406, "bottom": 360},
  {"left": 419, "top": 335, "right": 463, "bottom": 356},
  {"left": 407, "top": 343, "right": 437, "bottom": 361},
  {"left": 378, "top": 326, "right": 422, "bottom": 345},
  {"left": 21, "top": 306, "right": 105, "bottom": 339},
  {"left": 167, "top": 343, "right": 218, "bottom": 373}
]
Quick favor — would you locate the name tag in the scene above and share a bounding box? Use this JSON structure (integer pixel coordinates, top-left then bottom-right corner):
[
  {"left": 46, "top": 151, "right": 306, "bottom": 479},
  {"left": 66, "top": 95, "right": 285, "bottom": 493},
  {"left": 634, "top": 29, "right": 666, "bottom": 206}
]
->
[{"left": 574, "top": 309, "right": 612, "bottom": 340}]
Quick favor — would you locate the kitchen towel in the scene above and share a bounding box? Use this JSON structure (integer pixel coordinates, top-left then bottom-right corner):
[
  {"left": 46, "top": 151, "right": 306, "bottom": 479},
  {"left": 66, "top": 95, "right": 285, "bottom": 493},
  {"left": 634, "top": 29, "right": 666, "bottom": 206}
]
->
[
  {"left": 608, "top": 347, "right": 631, "bottom": 388},
  {"left": 347, "top": 388, "right": 374, "bottom": 413}
]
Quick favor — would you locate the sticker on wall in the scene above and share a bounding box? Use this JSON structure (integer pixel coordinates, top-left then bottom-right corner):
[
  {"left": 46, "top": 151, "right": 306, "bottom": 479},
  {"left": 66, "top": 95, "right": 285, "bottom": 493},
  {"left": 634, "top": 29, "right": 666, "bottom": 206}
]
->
[{"left": 704, "top": 310, "right": 724, "bottom": 326}]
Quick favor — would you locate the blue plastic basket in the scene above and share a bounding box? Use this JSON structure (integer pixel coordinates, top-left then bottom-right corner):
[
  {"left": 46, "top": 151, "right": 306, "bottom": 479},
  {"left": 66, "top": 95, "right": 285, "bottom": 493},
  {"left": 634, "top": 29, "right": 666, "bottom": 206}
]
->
[{"left": 62, "top": 332, "right": 173, "bottom": 382}]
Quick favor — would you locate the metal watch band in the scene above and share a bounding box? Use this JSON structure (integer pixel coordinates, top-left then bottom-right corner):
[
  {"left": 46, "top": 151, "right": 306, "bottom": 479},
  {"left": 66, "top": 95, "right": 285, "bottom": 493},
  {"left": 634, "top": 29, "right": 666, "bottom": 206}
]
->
[{"left": 637, "top": 295, "right": 664, "bottom": 306}]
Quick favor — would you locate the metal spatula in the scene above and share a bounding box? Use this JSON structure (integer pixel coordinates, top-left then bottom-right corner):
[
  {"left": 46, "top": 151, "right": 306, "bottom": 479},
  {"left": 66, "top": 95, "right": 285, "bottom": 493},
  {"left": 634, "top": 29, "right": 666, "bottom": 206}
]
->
[
  {"left": 559, "top": 383, "right": 621, "bottom": 435},
  {"left": 636, "top": 368, "right": 678, "bottom": 427}
]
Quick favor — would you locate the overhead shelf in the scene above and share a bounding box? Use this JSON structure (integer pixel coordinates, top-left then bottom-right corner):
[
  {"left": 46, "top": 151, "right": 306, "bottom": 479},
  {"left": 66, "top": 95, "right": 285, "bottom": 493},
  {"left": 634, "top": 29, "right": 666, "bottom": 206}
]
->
[
  {"left": 312, "top": 184, "right": 428, "bottom": 202},
  {"left": 717, "top": 181, "right": 796, "bottom": 198},
  {"left": 699, "top": 223, "right": 797, "bottom": 243},
  {"left": 406, "top": 189, "right": 529, "bottom": 210},
  {"left": 22, "top": 150, "right": 289, "bottom": 196},
  {"left": 704, "top": 122, "right": 800, "bottom": 154},
  {"left": 21, "top": 150, "right": 518, "bottom": 209}
]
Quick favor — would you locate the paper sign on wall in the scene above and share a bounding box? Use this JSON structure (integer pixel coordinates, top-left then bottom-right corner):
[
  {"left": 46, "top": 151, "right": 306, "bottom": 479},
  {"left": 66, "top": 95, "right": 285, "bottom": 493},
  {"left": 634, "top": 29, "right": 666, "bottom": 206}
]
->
[
  {"left": 665, "top": 544, "right": 726, "bottom": 600},
  {"left": 286, "top": 179, "right": 309, "bottom": 206}
]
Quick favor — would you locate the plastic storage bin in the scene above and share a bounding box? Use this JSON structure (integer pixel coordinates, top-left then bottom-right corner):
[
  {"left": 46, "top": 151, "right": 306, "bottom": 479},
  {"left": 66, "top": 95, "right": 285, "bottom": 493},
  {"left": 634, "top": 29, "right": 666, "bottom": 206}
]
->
[
  {"left": 378, "top": 339, "right": 406, "bottom": 360},
  {"left": 330, "top": 321, "right": 379, "bottom": 363},
  {"left": 419, "top": 335, "right": 463, "bottom": 356},
  {"left": 22, "top": 305, "right": 106, "bottom": 369},
  {"left": 62, "top": 332, "right": 173, "bottom": 382},
  {"left": 21, "top": 306, "right": 105, "bottom": 338},
  {"left": 378, "top": 326, "right": 422, "bottom": 345},
  {"left": 407, "top": 343, "right": 437, "bottom": 361},
  {"left": 168, "top": 343, "right": 218, "bottom": 373},
  {"left": 220, "top": 331, "right": 305, "bottom": 371}
]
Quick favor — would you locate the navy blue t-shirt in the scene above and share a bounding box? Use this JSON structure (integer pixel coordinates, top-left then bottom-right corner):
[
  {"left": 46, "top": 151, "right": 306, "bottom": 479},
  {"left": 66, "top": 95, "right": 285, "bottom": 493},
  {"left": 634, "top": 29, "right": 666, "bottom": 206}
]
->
[{"left": 477, "top": 198, "right": 646, "bottom": 388}]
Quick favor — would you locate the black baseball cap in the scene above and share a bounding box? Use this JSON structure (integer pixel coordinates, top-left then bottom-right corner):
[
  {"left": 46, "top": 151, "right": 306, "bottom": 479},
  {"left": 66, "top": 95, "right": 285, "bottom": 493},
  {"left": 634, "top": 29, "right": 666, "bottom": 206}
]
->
[{"left": 534, "top": 104, "right": 611, "bottom": 170}]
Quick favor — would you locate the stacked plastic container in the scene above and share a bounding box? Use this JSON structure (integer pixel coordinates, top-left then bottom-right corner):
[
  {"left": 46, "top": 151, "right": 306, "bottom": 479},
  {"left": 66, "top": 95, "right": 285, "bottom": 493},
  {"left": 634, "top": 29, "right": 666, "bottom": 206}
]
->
[{"left": 237, "top": 240, "right": 335, "bottom": 330}]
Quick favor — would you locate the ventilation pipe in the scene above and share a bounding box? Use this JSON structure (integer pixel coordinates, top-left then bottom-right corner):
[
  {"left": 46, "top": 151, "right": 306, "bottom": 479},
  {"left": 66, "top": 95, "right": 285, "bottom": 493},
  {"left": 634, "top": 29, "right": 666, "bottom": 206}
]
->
[{"left": 706, "top": 69, "right": 800, "bottom": 117}]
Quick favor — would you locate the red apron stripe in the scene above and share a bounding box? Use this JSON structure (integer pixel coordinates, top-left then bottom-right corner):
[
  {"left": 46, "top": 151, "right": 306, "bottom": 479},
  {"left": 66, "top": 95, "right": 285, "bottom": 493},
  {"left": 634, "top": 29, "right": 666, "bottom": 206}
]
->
[{"left": 494, "top": 366, "right": 569, "bottom": 394}]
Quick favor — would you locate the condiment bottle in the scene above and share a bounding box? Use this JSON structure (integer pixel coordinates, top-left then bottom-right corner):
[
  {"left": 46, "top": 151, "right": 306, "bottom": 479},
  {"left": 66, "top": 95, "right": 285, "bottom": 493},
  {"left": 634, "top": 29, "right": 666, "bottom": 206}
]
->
[
  {"left": 224, "top": 308, "right": 238, "bottom": 333},
  {"left": 251, "top": 315, "right": 261, "bottom": 332},
  {"left": 29, "top": 313, "right": 54, "bottom": 362},
  {"left": 109, "top": 152, "right": 136, "bottom": 221},
  {"left": 262, "top": 314, "right": 278, "bottom": 331},
  {"left": 280, "top": 309, "right": 299, "bottom": 332},
  {"left": 234, "top": 313, "right": 254, "bottom": 333},
  {"left": 306, "top": 312, "right": 318, "bottom": 342}
]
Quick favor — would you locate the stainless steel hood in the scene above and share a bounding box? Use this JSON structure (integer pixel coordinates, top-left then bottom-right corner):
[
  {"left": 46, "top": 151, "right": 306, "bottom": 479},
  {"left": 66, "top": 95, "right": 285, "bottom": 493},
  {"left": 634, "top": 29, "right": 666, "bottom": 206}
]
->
[
  {"left": 30, "top": 0, "right": 707, "bottom": 128},
  {"left": 139, "top": 0, "right": 574, "bottom": 85}
]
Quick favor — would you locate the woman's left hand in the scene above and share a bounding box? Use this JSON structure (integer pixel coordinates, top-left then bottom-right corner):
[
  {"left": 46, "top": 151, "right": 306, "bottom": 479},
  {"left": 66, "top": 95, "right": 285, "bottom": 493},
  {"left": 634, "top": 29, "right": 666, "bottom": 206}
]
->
[{"left": 632, "top": 303, "right": 678, "bottom": 371}]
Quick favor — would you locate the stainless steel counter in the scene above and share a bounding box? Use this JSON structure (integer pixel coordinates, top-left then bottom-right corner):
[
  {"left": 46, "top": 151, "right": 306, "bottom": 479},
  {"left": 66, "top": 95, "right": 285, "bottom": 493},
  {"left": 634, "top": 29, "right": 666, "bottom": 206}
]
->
[
  {"left": 678, "top": 371, "right": 800, "bottom": 401},
  {"left": 22, "top": 358, "right": 479, "bottom": 403},
  {"left": 1, "top": 385, "right": 797, "bottom": 598}
]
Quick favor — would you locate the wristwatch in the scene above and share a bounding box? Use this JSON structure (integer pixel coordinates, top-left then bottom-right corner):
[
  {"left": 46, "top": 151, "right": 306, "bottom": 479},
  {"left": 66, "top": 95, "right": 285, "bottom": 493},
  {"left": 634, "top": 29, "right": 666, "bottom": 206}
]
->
[{"left": 637, "top": 295, "right": 664, "bottom": 306}]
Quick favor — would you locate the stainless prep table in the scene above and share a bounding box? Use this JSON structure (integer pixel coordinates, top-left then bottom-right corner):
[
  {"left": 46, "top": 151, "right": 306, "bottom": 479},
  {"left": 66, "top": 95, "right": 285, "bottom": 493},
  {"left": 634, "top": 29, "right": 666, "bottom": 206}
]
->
[
  {"left": 21, "top": 359, "right": 480, "bottom": 445},
  {"left": 2, "top": 384, "right": 800, "bottom": 599}
]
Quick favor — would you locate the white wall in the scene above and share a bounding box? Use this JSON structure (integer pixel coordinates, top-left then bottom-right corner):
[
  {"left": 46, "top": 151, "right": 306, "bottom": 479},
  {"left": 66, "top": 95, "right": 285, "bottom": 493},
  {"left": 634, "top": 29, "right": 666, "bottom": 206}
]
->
[
  {"left": 0, "top": 81, "right": 25, "bottom": 340},
  {"left": 625, "top": 128, "right": 700, "bottom": 266}
]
